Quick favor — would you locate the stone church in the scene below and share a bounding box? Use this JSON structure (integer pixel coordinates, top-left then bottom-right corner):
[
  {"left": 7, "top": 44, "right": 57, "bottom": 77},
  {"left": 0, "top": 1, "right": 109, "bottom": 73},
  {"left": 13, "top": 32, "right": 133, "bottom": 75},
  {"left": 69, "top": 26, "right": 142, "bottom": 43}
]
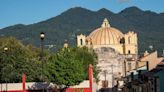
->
[{"left": 77, "top": 18, "right": 138, "bottom": 88}]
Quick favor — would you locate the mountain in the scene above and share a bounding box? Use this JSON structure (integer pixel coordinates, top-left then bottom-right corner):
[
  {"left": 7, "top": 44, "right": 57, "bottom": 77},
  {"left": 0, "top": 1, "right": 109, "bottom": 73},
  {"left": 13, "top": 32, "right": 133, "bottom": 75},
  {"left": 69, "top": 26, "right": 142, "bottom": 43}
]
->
[{"left": 0, "top": 6, "right": 164, "bottom": 55}]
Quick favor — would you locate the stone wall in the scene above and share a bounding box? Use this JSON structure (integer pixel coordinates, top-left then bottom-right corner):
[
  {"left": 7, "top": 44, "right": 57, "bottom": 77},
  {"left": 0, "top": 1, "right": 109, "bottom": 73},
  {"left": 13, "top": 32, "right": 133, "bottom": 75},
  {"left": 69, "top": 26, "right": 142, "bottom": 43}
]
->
[{"left": 94, "top": 47, "right": 125, "bottom": 88}]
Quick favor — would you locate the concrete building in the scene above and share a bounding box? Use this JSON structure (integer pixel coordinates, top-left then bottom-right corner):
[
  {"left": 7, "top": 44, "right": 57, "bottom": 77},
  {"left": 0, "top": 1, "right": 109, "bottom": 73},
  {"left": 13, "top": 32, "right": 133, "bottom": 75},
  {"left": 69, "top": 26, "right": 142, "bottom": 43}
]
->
[
  {"left": 139, "top": 51, "right": 161, "bottom": 70},
  {"left": 122, "top": 68, "right": 163, "bottom": 92},
  {"left": 122, "top": 57, "right": 164, "bottom": 92}
]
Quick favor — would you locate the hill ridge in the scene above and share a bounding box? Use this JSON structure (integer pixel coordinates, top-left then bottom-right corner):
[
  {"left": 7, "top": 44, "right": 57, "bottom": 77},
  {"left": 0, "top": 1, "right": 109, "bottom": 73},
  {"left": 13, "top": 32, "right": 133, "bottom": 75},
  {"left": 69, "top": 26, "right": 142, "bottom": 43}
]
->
[{"left": 0, "top": 6, "right": 164, "bottom": 55}]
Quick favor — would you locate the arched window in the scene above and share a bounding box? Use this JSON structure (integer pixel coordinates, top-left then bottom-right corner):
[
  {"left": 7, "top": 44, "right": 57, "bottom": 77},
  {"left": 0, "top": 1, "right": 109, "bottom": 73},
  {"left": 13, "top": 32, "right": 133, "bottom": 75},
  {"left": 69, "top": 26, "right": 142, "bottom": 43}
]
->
[
  {"left": 120, "top": 38, "right": 125, "bottom": 44},
  {"left": 128, "top": 50, "right": 131, "bottom": 54},
  {"left": 105, "top": 23, "right": 107, "bottom": 27},
  {"left": 80, "top": 39, "right": 83, "bottom": 45}
]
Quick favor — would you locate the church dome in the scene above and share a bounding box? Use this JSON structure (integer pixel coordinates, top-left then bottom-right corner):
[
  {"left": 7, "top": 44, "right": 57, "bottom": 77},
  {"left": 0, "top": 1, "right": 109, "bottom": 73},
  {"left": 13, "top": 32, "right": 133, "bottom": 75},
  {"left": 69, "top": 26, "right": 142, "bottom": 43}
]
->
[{"left": 88, "top": 18, "right": 124, "bottom": 45}]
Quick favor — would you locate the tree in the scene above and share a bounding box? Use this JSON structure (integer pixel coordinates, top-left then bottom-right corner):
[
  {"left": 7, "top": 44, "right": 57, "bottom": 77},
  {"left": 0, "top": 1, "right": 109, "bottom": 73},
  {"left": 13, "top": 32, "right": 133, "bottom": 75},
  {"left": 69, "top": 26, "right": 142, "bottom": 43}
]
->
[
  {"left": 73, "top": 47, "right": 98, "bottom": 80},
  {"left": 0, "top": 37, "right": 99, "bottom": 86},
  {"left": 46, "top": 48, "right": 85, "bottom": 86},
  {"left": 0, "top": 37, "right": 43, "bottom": 82},
  {"left": 46, "top": 47, "right": 98, "bottom": 86}
]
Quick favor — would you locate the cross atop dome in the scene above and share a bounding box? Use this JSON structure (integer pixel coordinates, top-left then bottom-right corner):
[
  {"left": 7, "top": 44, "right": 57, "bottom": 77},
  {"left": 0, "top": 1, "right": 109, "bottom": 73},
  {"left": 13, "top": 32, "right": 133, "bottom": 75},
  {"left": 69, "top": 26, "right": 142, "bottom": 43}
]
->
[{"left": 101, "top": 18, "right": 110, "bottom": 28}]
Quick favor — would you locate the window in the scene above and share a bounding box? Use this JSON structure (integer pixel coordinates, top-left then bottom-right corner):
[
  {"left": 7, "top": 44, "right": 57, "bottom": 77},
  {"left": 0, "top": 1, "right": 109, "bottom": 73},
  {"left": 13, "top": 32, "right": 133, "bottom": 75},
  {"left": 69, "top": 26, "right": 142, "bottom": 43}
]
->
[
  {"left": 80, "top": 39, "right": 83, "bottom": 45},
  {"left": 120, "top": 38, "right": 125, "bottom": 44},
  {"left": 152, "top": 88, "right": 154, "bottom": 91},
  {"left": 128, "top": 50, "right": 131, "bottom": 54}
]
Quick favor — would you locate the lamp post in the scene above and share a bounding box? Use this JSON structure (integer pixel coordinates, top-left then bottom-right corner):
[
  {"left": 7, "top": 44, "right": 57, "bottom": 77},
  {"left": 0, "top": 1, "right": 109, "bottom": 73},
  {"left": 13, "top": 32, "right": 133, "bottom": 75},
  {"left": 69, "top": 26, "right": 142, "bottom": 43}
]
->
[
  {"left": 4, "top": 47, "right": 8, "bottom": 91},
  {"left": 4, "top": 47, "right": 8, "bottom": 52},
  {"left": 40, "top": 32, "right": 45, "bottom": 82}
]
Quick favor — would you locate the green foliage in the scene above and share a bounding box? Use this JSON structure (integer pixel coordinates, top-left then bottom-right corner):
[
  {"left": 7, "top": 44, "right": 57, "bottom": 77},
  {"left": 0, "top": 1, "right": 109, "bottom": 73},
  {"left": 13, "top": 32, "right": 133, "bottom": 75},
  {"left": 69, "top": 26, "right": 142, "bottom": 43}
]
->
[
  {"left": 0, "top": 37, "right": 98, "bottom": 86},
  {"left": 72, "top": 47, "right": 99, "bottom": 80},
  {"left": 45, "top": 47, "right": 98, "bottom": 86},
  {"left": 0, "top": 37, "right": 43, "bottom": 82}
]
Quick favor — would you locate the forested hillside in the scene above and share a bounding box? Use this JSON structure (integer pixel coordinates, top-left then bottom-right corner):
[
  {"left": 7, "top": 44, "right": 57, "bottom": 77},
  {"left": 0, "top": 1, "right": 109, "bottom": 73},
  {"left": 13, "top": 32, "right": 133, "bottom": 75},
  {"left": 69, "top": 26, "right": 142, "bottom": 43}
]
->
[{"left": 0, "top": 6, "right": 164, "bottom": 55}]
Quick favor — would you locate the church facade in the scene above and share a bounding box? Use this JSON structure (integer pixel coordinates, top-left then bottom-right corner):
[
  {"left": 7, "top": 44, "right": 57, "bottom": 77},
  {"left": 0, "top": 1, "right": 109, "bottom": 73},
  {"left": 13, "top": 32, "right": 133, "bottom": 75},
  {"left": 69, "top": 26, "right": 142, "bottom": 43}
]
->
[
  {"left": 77, "top": 18, "right": 138, "bottom": 88},
  {"left": 77, "top": 18, "right": 137, "bottom": 55}
]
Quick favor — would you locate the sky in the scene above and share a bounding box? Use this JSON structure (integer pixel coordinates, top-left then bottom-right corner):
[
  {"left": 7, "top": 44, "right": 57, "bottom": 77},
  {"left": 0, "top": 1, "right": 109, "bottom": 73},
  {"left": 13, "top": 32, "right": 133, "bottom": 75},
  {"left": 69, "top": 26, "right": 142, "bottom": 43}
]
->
[{"left": 0, "top": 0, "right": 164, "bottom": 29}]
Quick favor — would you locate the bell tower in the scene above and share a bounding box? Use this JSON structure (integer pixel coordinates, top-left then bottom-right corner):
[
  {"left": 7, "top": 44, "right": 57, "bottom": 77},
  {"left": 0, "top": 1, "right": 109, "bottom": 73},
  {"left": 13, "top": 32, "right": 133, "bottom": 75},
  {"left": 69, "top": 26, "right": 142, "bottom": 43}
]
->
[
  {"left": 77, "top": 34, "right": 86, "bottom": 47},
  {"left": 124, "top": 31, "right": 138, "bottom": 55}
]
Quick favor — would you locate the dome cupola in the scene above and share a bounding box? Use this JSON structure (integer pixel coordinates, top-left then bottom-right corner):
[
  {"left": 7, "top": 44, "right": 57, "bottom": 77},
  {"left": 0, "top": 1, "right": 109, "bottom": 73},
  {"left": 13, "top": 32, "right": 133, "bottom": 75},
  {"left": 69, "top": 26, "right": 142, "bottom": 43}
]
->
[
  {"left": 88, "top": 18, "right": 124, "bottom": 45},
  {"left": 101, "top": 18, "right": 110, "bottom": 28}
]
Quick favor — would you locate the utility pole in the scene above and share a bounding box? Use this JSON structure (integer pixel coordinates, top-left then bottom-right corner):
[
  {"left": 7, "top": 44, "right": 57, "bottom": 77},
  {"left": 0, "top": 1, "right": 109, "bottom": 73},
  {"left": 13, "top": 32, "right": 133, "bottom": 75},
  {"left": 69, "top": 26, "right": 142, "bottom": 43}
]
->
[{"left": 124, "top": 60, "right": 127, "bottom": 77}]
